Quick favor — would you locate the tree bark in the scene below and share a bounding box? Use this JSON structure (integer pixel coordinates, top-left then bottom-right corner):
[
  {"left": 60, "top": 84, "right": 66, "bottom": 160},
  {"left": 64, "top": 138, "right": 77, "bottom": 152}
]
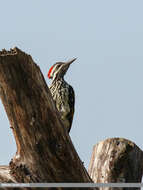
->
[
  {"left": 88, "top": 138, "right": 143, "bottom": 190},
  {"left": 0, "top": 48, "right": 94, "bottom": 189}
]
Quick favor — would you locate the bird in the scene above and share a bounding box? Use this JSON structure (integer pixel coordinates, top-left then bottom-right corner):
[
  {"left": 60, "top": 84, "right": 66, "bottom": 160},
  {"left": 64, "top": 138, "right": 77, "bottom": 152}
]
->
[{"left": 47, "top": 58, "right": 76, "bottom": 133}]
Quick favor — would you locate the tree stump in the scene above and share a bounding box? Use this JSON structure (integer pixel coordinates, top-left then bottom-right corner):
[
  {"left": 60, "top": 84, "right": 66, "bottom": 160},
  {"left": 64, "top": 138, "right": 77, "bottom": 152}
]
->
[
  {"left": 0, "top": 48, "right": 94, "bottom": 190},
  {"left": 88, "top": 138, "right": 143, "bottom": 190}
]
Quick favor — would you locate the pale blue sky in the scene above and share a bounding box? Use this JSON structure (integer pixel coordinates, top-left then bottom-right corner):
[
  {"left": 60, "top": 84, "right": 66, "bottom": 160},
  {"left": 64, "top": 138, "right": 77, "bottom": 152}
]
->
[{"left": 0, "top": 0, "right": 143, "bottom": 169}]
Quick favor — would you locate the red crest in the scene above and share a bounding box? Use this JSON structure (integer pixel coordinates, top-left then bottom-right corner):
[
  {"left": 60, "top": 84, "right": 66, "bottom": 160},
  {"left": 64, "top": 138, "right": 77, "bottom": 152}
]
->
[{"left": 48, "top": 66, "right": 54, "bottom": 78}]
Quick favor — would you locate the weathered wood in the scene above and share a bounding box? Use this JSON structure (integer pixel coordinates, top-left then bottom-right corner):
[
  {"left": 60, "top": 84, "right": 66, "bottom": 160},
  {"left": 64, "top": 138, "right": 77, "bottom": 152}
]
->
[
  {"left": 0, "top": 166, "right": 15, "bottom": 182},
  {"left": 0, "top": 48, "right": 94, "bottom": 189},
  {"left": 88, "top": 138, "right": 143, "bottom": 190}
]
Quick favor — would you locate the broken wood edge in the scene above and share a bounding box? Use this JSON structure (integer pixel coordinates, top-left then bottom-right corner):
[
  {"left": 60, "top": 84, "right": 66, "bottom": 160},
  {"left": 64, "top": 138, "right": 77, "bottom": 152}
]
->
[{"left": 88, "top": 137, "right": 143, "bottom": 186}]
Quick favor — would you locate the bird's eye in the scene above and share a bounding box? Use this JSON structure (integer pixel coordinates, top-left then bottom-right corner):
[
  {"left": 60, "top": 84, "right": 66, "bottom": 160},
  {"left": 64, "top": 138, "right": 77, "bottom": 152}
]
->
[{"left": 56, "top": 64, "right": 61, "bottom": 70}]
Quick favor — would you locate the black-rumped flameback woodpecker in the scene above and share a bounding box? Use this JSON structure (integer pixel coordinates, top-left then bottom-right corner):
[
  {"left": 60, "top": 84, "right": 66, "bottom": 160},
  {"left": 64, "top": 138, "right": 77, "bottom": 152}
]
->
[{"left": 47, "top": 58, "right": 76, "bottom": 133}]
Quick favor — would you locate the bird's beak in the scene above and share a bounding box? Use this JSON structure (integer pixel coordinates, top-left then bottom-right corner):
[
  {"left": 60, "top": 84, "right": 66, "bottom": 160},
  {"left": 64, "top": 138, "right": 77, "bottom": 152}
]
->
[
  {"left": 65, "top": 58, "right": 77, "bottom": 66},
  {"left": 60, "top": 58, "right": 77, "bottom": 72}
]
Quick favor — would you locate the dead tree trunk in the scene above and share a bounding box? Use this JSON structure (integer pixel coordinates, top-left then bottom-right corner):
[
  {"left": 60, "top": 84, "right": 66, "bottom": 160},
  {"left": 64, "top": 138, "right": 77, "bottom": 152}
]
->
[
  {"left": 88, "top": 138, "right": 143, "bottom": 190},
  {"left": 0, "top": 48, "right": 94, "bottom": 189}
]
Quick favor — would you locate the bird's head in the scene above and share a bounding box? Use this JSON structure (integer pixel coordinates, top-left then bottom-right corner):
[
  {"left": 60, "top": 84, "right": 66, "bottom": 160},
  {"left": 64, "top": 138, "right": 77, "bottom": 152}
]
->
[{"left": 48, "top": 58, "right": 77, "bottom": 80}]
